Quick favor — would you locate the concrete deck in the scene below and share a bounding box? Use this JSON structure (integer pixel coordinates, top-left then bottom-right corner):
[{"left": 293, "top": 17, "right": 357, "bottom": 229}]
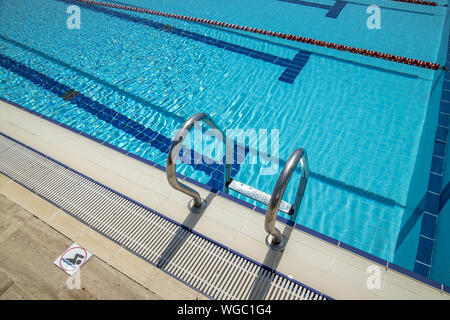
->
[
  {"left": 0, "top": 174, "right": 207, "bottom": 300},
  {"left": 0, "top": 193, "right": 162, "bottom": 299}
]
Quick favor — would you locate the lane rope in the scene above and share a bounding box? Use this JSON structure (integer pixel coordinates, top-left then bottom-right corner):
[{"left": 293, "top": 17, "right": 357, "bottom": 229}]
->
[
  {"left": 388, "top": 0, "right": 438, "bottom": 6},
  {"left": 72, "top": 0, "right": 444, "bottom": 70}
]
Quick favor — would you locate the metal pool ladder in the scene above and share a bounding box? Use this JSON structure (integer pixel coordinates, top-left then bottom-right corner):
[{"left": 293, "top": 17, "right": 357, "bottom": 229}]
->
[{"left": 166, "top": 113, "right": 309, "bottom": 250}]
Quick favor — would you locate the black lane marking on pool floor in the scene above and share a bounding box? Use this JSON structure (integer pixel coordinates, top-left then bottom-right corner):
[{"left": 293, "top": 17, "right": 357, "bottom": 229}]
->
[
  {"left": 279, "top": 0, "right": 347, "bottom": 19},
  {"left": 59, "top": 0, "right": 311, "bottom": 84},
  {"left": 0, "top": 52, "right": 246, "bottom": 190}
]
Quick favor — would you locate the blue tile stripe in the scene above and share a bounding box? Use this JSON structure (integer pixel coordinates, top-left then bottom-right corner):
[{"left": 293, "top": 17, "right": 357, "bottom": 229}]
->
[
  {"left": 0, "top": 52, "right": 244, "bottom": 190},
  {"left": 413, "top": 36, "right": 450, "bottom": 277},
  {"left": 325, "top": 0, "right": 348, "bottom": 18},
  {"left": 279, "top": 0, "right": 347, "bottom": 19},
  {"left": 278, "top": 51, "right": 312, "bottom": 84},
  {"left": 60, "top": 0, "right": 310, "bottom": 84},
  {"left": 440, "top": 180, "right": 450, "bottom": 210}
]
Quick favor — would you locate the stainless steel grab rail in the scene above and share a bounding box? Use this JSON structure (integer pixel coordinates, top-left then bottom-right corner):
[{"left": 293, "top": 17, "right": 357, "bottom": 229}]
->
[
  {"left": 167, "top": 113, "right": 309, "bottom": 249},
  {"left": 265, "top": 148, "right": 309, "bottom": 250},
  {"left": 166, "top": 113, "right": 232, "bottom": 211}
]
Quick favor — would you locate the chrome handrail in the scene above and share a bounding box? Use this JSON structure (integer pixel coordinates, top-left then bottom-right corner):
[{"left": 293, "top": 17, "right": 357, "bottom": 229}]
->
[
  {"left": 265, "top": 148, "right": 309, "bottom": 250},
  {"left": 166, "top": 113, "right": 232, "bottom": 211}
]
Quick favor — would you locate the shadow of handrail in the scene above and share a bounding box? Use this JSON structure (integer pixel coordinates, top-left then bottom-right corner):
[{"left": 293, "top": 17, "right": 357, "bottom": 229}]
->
[
  {"left": 155, "top": 192, "right": 216, "bottom": 270},
  {"left": 247, "top": 223, "right": 295, "bottom": 300}
]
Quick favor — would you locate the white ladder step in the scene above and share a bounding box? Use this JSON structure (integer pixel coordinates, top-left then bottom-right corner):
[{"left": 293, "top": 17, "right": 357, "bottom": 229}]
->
[{"left": 227, "top": 179, "right": 293, "bottom": 215}]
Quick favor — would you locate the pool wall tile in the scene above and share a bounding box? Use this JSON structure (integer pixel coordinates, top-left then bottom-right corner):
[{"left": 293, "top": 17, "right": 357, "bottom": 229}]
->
[
  {"left": 428, "top": 173, "right": 442, "bottom": 194},
  {"left": 436, "top": 126, "right": 448, "bottom": 142},
  {"left": 433, "top": 141, "right": 446, "bottom": 157},
  {"left": 414, "top": 262, "right": 431, "bottom": 278},
  {"left": 431, "top": 156, "right": 444, "bottom": 175},
  {"left": 440, "top": 101, "right": 450, "bottom": 113},
  {"left": 439, "top": 112, "right": 449, "bottom": 127},
  {"left": 420, "top": 213, "right": 437, "bottom": 239},
  {"left": 416, "top": 236, "right": 434, "bottom": 266},
  {"left": 414, "top": 42, "right": 450, "bottom": 277}
]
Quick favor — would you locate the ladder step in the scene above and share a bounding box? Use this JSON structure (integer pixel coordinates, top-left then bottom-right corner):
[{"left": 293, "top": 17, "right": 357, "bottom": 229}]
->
[{"left": 227, "top": 180, "right": 293, "bottom": 215}]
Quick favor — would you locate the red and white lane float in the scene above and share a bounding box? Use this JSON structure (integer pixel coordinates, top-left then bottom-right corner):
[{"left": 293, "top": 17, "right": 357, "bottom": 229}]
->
[
  {"left": 389, "top": 0, "right": 438, "bottom": 6},
  {"left": 72, "top": 0, "right": 444, "bottom": 71}
]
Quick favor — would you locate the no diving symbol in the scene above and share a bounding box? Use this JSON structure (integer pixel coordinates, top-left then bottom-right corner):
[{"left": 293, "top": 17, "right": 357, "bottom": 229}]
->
[{"left": 59, "top": 247, "right": 88, "bottom": 272}]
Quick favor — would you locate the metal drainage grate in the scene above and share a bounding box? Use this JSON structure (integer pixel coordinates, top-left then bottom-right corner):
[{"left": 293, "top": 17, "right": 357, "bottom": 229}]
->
[{"left": 0, "top": 134, "right": 327, "bottom": 300}]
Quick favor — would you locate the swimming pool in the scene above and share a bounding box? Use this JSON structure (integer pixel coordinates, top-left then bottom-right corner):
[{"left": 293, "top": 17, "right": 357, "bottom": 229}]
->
[{"left": 0, "top": 0, "right": 448, "bottom": 285}]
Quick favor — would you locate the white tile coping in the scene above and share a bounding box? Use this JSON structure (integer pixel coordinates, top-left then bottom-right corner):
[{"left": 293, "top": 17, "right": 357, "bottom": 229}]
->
[{"left": 1, "top": 100, "right": 449, "bottom": 300}]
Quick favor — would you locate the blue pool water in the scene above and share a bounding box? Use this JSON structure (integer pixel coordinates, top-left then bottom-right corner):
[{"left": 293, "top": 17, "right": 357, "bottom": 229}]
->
[{"left": 0, "top": 0, "right": 448, "bottom": 279}]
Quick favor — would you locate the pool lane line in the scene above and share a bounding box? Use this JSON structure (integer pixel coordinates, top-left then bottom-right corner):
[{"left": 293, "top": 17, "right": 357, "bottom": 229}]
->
[
  {"left": 69, "top": 0, "right": 442, "bottom": 70},
  {"left": 412, "top": 73, "right": 450, "bottom": 277},
  {"left": 57, "top": 0, "right": 311, "bottom": 84},
  {"left": 0, "top": 52, "right": 246, "bottom": 190}
]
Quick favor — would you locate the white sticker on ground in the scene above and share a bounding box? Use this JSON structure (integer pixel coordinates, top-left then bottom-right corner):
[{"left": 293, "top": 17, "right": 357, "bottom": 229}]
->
[{"left": 53, "top": 243, "right": 92, "bottom": 276}]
